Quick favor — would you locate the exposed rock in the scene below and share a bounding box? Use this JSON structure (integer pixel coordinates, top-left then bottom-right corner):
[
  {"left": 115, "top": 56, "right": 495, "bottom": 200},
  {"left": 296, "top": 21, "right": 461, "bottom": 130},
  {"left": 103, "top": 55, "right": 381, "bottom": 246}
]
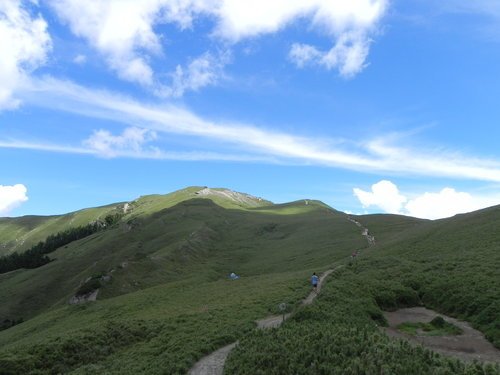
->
[
  {"left": 101, "top": 275, "right": 112, "bottom": 283},
  {"left": 195, "top": 188, "right": 270, "bottom": 207},
  {"left": 69, "top": 289, "right": 99, "bottom": 305},
  {"left": 89, "top": 220, "right": 107, "bottom": 229}
]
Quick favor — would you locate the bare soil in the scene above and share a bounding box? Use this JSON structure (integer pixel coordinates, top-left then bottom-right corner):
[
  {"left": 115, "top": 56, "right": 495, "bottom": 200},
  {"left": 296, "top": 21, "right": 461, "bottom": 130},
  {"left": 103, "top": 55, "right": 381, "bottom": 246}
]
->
[
  {"left": 383, "top": 307, "right": 500, "bottom": 364},
  {"left": 188, "top": 342, "right": 238, "bottom": 375}
]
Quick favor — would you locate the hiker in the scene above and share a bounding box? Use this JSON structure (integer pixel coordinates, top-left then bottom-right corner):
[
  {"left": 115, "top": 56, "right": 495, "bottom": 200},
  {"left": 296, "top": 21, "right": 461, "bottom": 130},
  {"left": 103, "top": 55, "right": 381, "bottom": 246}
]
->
[{"left": 311, "top": 272, "right": 319, "bottom": 291}]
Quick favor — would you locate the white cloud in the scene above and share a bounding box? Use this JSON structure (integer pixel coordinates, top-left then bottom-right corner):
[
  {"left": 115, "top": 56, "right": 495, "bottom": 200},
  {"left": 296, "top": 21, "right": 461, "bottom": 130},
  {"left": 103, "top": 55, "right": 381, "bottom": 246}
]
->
[
  {"left": 354, "top": 180, "right": 407, "bottom": 214},
  {"left": 17, "top": 77, "right": 500, "bottom": 184},
  {"left": 49, "top": 0, "right": 167, "bottom": 85},
  {"left": 213, "top": 0, "right": 387, "bottom": 76},
  {"left": 159, "top": 52, "right": 229, "bottom": 97},
  {"left": 212, "top": 0, "right": 387, "bottom": 41},
  {"left": 83, "top": 127, "right": 158, "bottom": 158},
  {"left": 290, "top": 32, "right": 371, "bottom": 77},
  {"left": 0, "top": 184, "right": 28, "bottom": 215},
  {"left": 404, "top": 188, "right": 482, "bottom": 220},
  {"left": 48, "top": 0, "right": 388, "bottom": 87},
  {"left": 289, "top": 43, "right": 322, "bottom": 68},
  {"left": 354, "top": 180, "right": 500, "bottom": 219},
  {"left": 0, "top": 0, "right": 52, "bottom": 109}
]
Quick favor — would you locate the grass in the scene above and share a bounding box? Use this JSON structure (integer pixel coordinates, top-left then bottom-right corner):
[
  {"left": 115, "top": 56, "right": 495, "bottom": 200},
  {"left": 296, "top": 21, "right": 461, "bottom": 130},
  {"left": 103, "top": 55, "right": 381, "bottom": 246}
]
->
[
  {"left": 1, "top": 187, "right": 500, "bottom": 373},
  {"left": 224, "top": 267, "right": 499, "bottom": 375},
  {"left": 0, "top": 204, "right": 123, "bottom": 256},
  {"left": 398, "top": 317, "right": 463, "bottom": 336},
  {"left": 0, "top": 188, "right": 367, "bottom": 373},
  {"left": 0, "top": 186, "right": 269, "bottom": 256},
  {"left": 0, "top": 270, "right": 313, "bottom": 374},
  {"left": 353, "top": 204, "right": 500, "bottom": 348},
  {"left": 0, "top": 196, "right": 365, "bottom": 322}
]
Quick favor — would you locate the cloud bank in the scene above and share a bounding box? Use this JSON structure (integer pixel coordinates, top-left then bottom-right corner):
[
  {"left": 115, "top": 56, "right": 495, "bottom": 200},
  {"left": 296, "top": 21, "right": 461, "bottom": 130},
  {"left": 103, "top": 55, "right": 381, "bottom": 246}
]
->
[{"left": 354, "top": 180, "right": 500, "bottom": 219}]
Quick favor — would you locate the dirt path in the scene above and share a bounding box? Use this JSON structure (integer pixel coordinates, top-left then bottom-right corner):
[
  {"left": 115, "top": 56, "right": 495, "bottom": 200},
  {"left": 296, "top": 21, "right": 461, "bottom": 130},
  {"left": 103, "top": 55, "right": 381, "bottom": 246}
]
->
[
  {"left": 383, "top": 307, "right": 500, "bottom": 364},
  {"left": 188, "top": 268, "right": 336, "bottom": 374},
  {"left": 257, "top": 268, "right": 336, "bottom": 329},
  {"left": 188, "top": 342, "right": 238, "bottom": 375},
  {"left": 347, "top": 217, "right": 376, "bottom": 245}
]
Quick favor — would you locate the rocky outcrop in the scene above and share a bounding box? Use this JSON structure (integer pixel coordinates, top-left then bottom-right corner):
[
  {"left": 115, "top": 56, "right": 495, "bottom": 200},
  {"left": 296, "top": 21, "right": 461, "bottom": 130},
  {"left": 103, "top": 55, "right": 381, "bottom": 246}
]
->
[
  {"left": 195, "top": 188, "right": 270, "bottom": 207},
  {"left": 69, "top": 289, "right": 99, "bottom": 305}
]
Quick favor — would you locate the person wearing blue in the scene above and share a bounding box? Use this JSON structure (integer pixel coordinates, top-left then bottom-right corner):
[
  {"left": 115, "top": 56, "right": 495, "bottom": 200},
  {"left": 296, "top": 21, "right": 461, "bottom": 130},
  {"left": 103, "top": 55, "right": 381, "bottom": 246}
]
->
[{"left": 311, "top": 272, "right": 319, "bottom": 292}]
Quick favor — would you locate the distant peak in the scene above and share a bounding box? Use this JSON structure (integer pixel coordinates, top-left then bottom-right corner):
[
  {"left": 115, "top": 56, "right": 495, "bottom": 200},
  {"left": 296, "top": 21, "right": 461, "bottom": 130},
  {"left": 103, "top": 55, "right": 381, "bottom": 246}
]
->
[{"left": 194, "top": 187, "right": 272, "bottom": 208}]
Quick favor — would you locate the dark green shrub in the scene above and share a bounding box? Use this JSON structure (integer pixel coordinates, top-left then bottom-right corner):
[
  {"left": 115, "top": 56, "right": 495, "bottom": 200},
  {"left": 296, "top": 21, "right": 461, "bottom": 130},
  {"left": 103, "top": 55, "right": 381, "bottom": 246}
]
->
[
  {"left": 431, "top": 316, "right": 446, "bottom": 328},
  {"left": 76, "top": 278, "right": 101, "bottom": 296}
]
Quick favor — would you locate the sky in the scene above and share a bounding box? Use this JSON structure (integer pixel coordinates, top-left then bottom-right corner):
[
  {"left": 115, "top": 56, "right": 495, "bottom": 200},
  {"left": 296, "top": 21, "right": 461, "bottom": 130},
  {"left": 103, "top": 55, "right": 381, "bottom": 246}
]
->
[{"left": 1, "top": 0, "right": 500, "bottom": 220}]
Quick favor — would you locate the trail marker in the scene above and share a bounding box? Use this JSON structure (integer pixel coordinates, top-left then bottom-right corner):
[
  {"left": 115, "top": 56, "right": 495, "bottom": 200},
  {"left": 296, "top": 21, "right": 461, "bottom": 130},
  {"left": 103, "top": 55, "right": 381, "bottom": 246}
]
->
[{"left": 278, "top": 302, "right": 287, "bottom": 322}]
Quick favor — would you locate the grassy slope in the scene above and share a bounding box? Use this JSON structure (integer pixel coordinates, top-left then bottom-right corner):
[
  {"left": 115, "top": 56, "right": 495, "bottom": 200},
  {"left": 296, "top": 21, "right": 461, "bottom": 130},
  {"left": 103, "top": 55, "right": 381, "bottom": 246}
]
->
[
  {"left": 0, "top": 204, "right": 123, "bottom": 255},
  {"left": 362, "top": 205, "right": 500, "bottom": 346},
  {"left": 353, "top": 213, "right": 427, "bottom": 243},
  {"left": 0, "top": 189, "right": 367, "bottom": 374},
  {"left": 225, "top": 266, "right": 499, "bottom": 375},
  {"left": 0, "top": 271, "right": 311, "bottom": 374},
  {"left": 225, "top": 208, "right": 500, "bottom": 374},
  {"left": 0, "top": 195, "right": 364, "bottom": 322},
  {"left": 0, "top": 186, "right": 271, "bottom": 256},
  {"left": 2, "top": 189, "right": 499, "bottom": 374}
]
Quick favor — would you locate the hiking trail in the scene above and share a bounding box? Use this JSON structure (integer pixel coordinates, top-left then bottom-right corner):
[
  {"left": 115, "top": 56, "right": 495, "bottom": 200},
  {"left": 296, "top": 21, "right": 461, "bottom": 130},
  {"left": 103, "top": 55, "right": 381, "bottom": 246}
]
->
[
  {"left": 189, "top": 215, "right": 373, "bottom": 374},
  {"left": 348, "top": 217, "right": 376, "bottom": 245},
  {"left": 187, "top": 268, "right": 337, "bottom": 375}
]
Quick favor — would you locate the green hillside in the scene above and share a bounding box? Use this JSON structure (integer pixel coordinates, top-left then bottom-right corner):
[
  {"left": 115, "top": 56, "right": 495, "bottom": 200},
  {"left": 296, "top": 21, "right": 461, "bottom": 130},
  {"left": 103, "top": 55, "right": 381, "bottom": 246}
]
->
[
  {"left": 0, "top": 204, "right": 124, "bottom": 256},
  {"left": 0, "top": 187, "right": 372, "bottom": 374},
  {"left": 0, "top": 186, "right": 271, "bottom": 257},
  {"left": 225, "top": 208, "right": 500, "bottom": 374},
  {"left": 0, "top": 188, "right": 499, "bottom": 374}
]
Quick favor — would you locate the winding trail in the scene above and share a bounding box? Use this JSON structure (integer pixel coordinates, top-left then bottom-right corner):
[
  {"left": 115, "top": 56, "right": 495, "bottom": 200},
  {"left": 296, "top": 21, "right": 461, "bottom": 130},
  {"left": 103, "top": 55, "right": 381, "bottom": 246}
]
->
[
  {"left": 187, "top": 268, "right": 337, "bottom": 375},
  {"left": 189, "top": 216, "right": 374, "bottom": 374},
  {"left": 257, "top": 268, "right": 337, "bottom": 329},
  {"left": 348, "top": 217, "right": 376, "bottom": 245},
  {"left": 188, "top": 342, "right": 238, "bottom": 375}
]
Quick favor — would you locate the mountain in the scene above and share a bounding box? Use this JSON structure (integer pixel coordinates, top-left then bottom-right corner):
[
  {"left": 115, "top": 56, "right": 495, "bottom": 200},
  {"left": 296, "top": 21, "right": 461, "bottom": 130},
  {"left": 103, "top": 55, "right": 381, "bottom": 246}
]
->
[
  {"left": 0, "top": 187, "right": 498, "bottom": 374},
  {"left": 0, "top": 186, "right": 271, "bottom": 257}
]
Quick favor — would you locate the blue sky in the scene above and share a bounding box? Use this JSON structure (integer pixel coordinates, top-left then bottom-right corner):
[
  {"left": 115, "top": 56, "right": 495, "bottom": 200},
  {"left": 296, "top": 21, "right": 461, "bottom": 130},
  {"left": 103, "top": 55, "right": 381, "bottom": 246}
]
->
[{"left": 2, "top": 0, "right": 500, "bottom": 219}]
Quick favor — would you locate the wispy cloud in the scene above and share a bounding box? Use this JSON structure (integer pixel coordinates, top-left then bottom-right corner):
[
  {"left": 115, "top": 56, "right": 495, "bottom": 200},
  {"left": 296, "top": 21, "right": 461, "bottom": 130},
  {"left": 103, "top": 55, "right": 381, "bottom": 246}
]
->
[
  {"left": 158, "top": 51, "right": 230, "bottom": 98},
  {"left": 10, "top": 77, "right": 500, "bottom": 183},
  {"left": 0, "top": 137, "right": 279, "bottom": 163},
  {"left": 83, "top": 127, "right": 159, "bottom": 158},
  {"left": 437, "top": 0, "right": 500, "bottom": 17},
  {"left": 289, "top": 32, "right": 372, "bottom": 77}
]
